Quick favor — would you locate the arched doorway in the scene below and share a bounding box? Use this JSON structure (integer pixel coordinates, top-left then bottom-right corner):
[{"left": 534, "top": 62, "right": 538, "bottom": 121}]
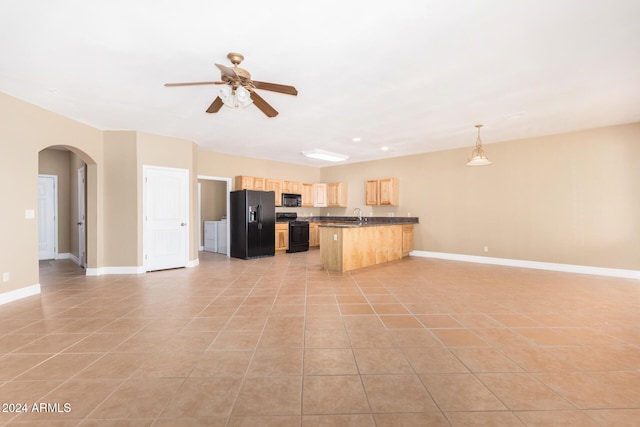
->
[{"left": 38, "top": 145, "right": 97, "bottom": 275}]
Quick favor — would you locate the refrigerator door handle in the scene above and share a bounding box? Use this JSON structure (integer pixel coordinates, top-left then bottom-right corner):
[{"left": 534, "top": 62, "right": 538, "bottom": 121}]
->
[{"left": 257, "top": 204, "right": 263, "bottom": 230}]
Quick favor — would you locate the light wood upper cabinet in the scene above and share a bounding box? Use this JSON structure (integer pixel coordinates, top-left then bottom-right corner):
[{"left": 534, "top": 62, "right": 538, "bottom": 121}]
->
[
  {"left": 235, "top": 175, "right": 254, "bottom": 190},
  {"left": 365, "top": 180, "right": 379, "bottom": 205},
  {"left": 379, "top": 178, "right": 399, "bottom": 206},
  {"left": 365, "top": 177, "right": 399, "bottom": 206},
  {"left": 265, "top": 179, "right": 283, "bottom": 206},
  {"left": 313, "top": 183, "right": 328, "bottom": 207},
  {"left": 282, "top": 180, "right": 302, "bottom": 194},
  {"left": 301, "top": 183, "right": 314, "bottom": 207},
  {"left": 253, "top": 177, "right": 265, "bottom": 191},
  {"left": 327, "top": 182, "right": 347, "bottom": 207}
]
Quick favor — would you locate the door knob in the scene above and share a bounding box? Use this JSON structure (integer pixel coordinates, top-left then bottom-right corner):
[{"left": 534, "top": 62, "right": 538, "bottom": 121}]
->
[{"left": 181, "top": 223, "right": 187, "bottom": 226}]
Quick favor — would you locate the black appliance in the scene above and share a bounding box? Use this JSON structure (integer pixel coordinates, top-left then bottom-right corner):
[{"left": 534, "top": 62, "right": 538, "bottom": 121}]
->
[
  {"left": 230, "top": 190, "right": 276, "bottom": 259},
  {"left": 276, "top": 212, "right": 309, "bottom": 253},
  {"left": 281, "top": 193, "right": 302, "bottom": 207}
]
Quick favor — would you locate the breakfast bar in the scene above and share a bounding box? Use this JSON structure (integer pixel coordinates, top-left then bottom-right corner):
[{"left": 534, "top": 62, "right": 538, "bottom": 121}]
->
[{"left": 318, "top": 218, "right": 418, "bottom": 272}]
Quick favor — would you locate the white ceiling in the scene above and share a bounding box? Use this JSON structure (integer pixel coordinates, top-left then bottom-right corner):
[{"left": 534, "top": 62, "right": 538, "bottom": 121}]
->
[{"left": 1, "top": 1, "right": 639, "bottom": 166}]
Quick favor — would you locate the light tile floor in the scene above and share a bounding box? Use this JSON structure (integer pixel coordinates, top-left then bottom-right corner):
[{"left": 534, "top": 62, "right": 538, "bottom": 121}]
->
[{"left": 0, "top": 251, "right": 638, "bottom": 426}]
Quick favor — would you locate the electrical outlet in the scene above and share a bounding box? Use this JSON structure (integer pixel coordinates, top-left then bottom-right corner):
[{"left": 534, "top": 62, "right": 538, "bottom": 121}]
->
[
  {"left": 2, "top": 272, "right": 9, "bottom": 282},
  {"left": 333, "top": 234, "right": 338, "bottom": 241},
  {"left": 483, "top": 246, "right": 489, "bottom": 253}
]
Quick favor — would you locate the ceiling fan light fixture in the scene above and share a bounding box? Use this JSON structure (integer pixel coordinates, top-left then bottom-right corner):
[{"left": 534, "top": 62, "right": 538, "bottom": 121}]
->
[
  {"left": 235, "top": 86, "right": 253, "bottom": 108},
  {"left": 302, "top": 149, "right": 350, "bottom": 162},
  {"left": 218, "top": 85, "right": 235, "bottom": 107},
  {"left": 466, "top": 124, "right": 493, "bottom": 166}
]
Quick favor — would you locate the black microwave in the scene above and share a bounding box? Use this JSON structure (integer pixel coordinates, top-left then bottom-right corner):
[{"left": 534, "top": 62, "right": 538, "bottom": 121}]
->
[{"left": 282, "top": 193, "right": 302, "bottom": 207}]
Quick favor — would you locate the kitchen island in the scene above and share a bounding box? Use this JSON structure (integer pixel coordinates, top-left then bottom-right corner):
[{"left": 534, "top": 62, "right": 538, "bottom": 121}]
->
[{"left": 317, "top": 217, "right": 418, "bottom": 272}]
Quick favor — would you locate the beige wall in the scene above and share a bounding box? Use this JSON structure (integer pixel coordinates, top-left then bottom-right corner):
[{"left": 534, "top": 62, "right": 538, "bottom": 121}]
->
[
  {"left": 198, "top": 150, "right": 322, "bottom": 186},
  {"left": 200, "top": 180, "right": 227, "bottom": 223},
  {"left": 320, "top": 123, "right": 640, "bottom": 270},
  {"left": 0, "top": 92, "right": 103, "bottom": 295},
  {"left": 103, "top": 131, "right": 139, "bottom": 266}
]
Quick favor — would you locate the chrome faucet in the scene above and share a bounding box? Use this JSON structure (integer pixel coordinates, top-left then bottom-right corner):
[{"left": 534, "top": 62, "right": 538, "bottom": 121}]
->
[{"left": 353, "top": 207, "right": 362, "bottom": 221}]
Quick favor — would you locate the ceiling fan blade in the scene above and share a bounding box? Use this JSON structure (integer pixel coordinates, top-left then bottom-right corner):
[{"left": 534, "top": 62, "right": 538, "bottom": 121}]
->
[
  {"left": 252, "top": 81, "right": 298, "bottom": 96},
  {"left": 250, "top": 91, "right": 278, "bottom": 117},
  {"left": 215, "top": 63, "right": 237, "bottom": 79},
  {"left": 206, "top": 97, "right": 224, "bottom": 113},
  {"left": 164, "top": 81, "right": 223, "bottom": 87}
]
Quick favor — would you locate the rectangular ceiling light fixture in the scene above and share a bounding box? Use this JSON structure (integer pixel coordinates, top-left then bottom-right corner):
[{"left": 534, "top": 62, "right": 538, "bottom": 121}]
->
[{"left": 301, "top": 149, "right": 350, "bottom": 162}]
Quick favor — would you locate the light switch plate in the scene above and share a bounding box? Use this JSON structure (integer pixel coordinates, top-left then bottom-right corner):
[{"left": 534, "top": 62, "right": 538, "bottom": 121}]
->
[{"left": 25, "top": 209, "right": 35, "bottom": 219}]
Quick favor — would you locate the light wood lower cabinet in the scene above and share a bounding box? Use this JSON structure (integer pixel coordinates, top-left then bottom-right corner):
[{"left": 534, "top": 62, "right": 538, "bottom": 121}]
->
[
  {"left": 309, "top": 222, "right": 319, "bottom": 247},
  {"left": 402, "top": 224, "right": 414, "bottom": 256},
  {"left": 275, "top": 223, "right": 288, "bottom": 252},
  {"left": 320, "top": 225, "right": 406, "bottom": 272}
]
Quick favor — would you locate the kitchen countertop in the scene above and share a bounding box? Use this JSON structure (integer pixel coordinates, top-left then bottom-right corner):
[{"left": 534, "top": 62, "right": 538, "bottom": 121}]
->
[{"left": 301, "top": 216, "right": 419, "bottom": 227}]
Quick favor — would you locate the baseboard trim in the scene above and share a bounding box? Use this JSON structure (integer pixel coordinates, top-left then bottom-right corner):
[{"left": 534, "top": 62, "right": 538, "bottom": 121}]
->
[
  {"left": 0, "top": 284, "right": 41, "bottom": 306},
  {"left": 411, "top": 251, "right": 640, "bottom": 280},
  {"left": 86, "top": 260, "right": 199, "bottom": 276},
  {"left": 85, "top": 266, "right": 146, "bottom": 276}
]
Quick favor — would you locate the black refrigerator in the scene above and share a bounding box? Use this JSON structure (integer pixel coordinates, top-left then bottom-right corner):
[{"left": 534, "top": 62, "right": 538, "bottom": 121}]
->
[{"left": 230, "top": 190, "right": 276, "bottom": 259}]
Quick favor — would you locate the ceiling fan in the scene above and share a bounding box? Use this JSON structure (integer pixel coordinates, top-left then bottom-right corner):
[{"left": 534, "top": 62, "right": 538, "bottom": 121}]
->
[{"left": 164, "top": 52, "right": 298, "bottom": 118}]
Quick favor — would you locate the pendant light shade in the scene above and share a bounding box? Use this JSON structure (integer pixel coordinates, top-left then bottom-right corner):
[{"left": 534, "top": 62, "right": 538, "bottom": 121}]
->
[{"left": 467, "top": 124, "right": 493, "bottom": 166}]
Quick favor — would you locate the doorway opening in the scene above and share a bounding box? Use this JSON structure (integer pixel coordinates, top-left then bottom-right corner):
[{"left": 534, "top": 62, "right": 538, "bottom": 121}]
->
[
  {"left": 198, "top": 175, "right": 231, "bottom": 257},
  {"left": 37, "top": 146, "right": 92, "bottom": 272}
]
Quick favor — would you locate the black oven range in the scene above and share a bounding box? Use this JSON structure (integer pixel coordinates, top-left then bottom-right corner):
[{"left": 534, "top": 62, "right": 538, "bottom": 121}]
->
[{"left": 276, "top": 212, "right": 309, "bottom": 253}]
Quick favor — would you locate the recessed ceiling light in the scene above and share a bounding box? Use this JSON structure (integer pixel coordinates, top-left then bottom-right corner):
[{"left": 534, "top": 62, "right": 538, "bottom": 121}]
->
[
  {"left": 352, "top": 137, "right": 361, "bottom": 142},
  {"left": 381, "top": 146, "right": 389, "bottom": 151},
  {"left": 301, "top": 149, "right": 350, "bottom": 162}
]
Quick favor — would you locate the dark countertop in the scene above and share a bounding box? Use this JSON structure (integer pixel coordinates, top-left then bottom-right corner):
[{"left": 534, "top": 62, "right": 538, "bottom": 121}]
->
[{"left": 299, "top": 216, "right": 419, "bottom": 227}]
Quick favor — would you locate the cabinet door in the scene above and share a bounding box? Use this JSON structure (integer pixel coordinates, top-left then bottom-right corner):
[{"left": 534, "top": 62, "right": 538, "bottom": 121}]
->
[
  {"left": 309, "top": 223, "right": 319, "bottom": 247},
  {"left": 235, "top": 176, "right": 254, "bottom": 190},
  {"left": 327, "top": 183, "right": 347, "bottom": 207},
  {"left": 313, "top": 183, "right": 327, "bottom": 207},
  {"left": 253, "top": 177, "right": 265, "bottom": 191},
  {"left": 266, "top": 179, "right": 283, "bottom": 206},
  {"left": 275, "top": 224, "right": 289, "bottom": 251},
  {"left": 379, "top": 178, "right": 399, "bottom": 206},
  {"left": 365, "top": 180, "right": 379, "bottom": 206},
  {"left": 402, "top": 224, "right": 414, "bottom": 257},
  {"left": 301, "top": 183, "right": 314, "bottom": 207}
]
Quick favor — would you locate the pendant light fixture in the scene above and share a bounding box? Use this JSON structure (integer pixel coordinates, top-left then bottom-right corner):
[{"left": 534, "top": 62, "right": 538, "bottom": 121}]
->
[{"left": 466, "top": 124, "right": 493, "bottom": 166}]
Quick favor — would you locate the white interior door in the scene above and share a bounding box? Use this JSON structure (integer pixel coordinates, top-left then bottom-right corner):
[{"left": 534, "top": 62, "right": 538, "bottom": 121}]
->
[
  {"left": 77, "top": 166, "right": 86, "bottom": 268},
  {"left": 38, "top": 175, "right": 57, "bottom": 260},
  {"left": 144, "top": 166, "right": 189, "bottom": 271}
]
